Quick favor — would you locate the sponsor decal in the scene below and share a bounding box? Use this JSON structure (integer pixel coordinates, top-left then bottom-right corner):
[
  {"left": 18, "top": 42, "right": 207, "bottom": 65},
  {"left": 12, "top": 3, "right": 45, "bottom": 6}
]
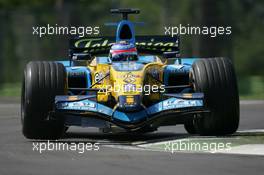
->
[
  {"left": 182, "top": 93, "right": 193, "bottom": 98},
  {"left": 163, "top": 98, "right": 203, "bottom": 109},
  {"left": 67, "top": 96, "right": 79, "bottom": 101},
  {"left": 73, "top": 37, "right": 178, "bottom": 52},
  {"left": 75, "top": 38, "right": 113, "bottom": 48},
  {"left": 57, "top": 100, "right": 96, "bottom": 111},
  {"left": 125, "top": 96, "right": 135, "bottom": 105},
  {"left": 123, "top": 72, "right": 136, "bottom": 84},
  {"left": 94, "top": 72, "right": 104, "bottom": 84},
  {"left": 116, "top": 73, "right": 141, "bottom": 79}
]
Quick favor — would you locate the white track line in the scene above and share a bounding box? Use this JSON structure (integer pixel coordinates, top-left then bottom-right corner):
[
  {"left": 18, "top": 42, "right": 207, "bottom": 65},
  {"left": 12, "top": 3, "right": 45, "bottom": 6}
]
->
[
  {"left": 104, "top": 129, "right": 264, "bottom": 156},
  {"left": 238, "top": 129, "right": 264, "bottom": 133},
  {"left": 0, "top": 104, "right": 20, "bottom": 108},
  {"left": 240, "top": 100, "right": 264, "bottom": 105},
  {"left": 216, "top": 144, "right": 264, "bottom": 156},
  {"left": 104, "top": 144, "right": 147, "bottom": 151}
]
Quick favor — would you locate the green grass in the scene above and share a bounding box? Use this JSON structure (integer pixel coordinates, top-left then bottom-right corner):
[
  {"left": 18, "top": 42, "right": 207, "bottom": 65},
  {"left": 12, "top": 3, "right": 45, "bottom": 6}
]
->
[
  {"left": 0, "top": 76, "right": 264, "bottom": 99},
  {"left": 0, "top": 83, "right": 21, "bottom": 97},
  {"left": 239, "top": 76, "right": 264, "bottom": 100}
]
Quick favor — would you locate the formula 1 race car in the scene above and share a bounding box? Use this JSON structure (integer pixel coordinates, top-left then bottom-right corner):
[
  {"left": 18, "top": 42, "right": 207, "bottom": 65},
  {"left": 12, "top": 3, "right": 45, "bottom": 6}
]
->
[{"left": 21, "top": 9, "right": 239, "bottom": 139}]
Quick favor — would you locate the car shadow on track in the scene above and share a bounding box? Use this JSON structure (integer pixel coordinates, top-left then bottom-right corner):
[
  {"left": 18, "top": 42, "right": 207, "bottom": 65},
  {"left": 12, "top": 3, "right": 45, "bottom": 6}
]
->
[{"left": 63, "top": 131, "right": 192, "bottom": 145}]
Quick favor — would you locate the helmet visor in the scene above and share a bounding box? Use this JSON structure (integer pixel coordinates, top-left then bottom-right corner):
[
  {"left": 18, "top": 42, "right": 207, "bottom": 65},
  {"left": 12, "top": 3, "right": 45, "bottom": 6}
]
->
[{"left": 112, "top": 53, "right": 138, "bottom": 61}]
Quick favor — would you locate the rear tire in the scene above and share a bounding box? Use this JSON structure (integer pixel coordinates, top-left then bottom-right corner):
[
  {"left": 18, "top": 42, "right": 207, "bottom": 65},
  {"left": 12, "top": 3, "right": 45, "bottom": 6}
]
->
[
  {"left": 21, "top": 61, "right": 66, "bottom": 139},
  {"left": 191, "top": 57, "right": 239, "bottom": 135}
]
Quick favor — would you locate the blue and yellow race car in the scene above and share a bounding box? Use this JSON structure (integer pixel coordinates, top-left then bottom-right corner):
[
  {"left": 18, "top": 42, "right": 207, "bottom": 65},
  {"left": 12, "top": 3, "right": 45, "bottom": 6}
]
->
[{"left": 21, "top": 9, "right": 239, "bottom": 139}]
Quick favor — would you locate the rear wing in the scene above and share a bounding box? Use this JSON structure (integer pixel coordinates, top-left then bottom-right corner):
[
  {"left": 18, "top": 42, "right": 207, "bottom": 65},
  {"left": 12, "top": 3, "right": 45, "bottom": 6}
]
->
[{"left": 69, "top": 35, "right": 180, "bottom": 56}]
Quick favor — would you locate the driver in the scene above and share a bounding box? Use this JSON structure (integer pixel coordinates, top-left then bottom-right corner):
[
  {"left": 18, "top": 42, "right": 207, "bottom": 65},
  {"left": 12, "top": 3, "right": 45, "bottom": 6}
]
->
[{"left": 109, "top": 42, "right": 138, "bottom": 61}]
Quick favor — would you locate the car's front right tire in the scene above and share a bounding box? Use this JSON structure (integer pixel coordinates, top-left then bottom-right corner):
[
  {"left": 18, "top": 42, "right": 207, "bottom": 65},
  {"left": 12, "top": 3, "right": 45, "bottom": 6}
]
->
[{"left": 21, "top": 61, "right": 66, "bottom": 139}]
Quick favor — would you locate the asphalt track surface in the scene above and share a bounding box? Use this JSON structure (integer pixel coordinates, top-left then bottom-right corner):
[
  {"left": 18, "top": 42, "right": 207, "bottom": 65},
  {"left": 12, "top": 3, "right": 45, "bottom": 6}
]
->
[{"left": 0, "top": 97, "right": 264, "bottom": 175}]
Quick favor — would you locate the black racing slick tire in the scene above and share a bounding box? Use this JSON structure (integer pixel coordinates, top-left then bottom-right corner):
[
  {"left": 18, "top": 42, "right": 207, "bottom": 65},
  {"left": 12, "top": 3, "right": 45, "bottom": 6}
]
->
[
  {"left": 21, "top": 61, "right": 66, "bottom": 139},
  {"left": 191, "top": 57, "right": 239, "bottom": 136}
]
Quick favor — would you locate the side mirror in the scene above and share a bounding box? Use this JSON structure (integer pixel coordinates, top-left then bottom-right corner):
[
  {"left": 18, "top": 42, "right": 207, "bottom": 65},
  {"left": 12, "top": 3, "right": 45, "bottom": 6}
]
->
[
  {"left": 71, "top": 53, "right": 92, "bottom": 61},
  {"left": 163, "top": 51, "right": 180, "bottom": 59}
]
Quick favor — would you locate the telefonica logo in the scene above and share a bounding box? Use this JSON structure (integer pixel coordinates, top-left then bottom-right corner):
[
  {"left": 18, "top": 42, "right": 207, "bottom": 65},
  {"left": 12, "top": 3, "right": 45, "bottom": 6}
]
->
[
  {"left": 74, "top": 37, "right": 178, "bottom": 50},
  {"left": 74, "top": 38, "right": 114, "bottom": 48}
]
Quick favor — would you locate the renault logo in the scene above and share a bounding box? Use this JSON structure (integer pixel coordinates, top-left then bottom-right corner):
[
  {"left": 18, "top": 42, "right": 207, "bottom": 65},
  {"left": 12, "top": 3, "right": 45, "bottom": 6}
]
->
[{"left": 123, "top": 72, "right": 136, "bottom": 84}]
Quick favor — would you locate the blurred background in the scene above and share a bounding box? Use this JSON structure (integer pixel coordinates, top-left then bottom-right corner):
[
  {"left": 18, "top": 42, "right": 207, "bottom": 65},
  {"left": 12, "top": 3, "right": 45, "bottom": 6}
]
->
[{"left": 0, "top": 0, "right": 263, "bottom": 99}]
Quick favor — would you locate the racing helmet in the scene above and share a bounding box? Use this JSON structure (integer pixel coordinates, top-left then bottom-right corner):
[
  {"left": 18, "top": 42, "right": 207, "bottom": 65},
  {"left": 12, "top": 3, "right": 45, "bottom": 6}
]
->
[{"left": 109, "top": 42, "right": 138, "bottom": 61}]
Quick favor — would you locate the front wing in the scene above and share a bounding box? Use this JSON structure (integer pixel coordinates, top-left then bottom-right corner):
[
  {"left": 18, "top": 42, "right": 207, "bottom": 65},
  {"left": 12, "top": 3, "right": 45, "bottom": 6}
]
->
[{"left": 54, "top": 93, "right": 208, "bottom": 130}]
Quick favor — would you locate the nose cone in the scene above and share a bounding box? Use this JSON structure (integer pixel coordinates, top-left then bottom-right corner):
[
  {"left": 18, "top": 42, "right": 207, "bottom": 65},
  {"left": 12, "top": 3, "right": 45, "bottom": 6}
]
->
[
  {"left": 110, "top": 62, "right": 145, "bottom": 95},
  {"left": 110, "top": 62, "right": 145, "bottom": 112},
  {"left": 117, "top": 95, "right": 143, "bottom": 112}
]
